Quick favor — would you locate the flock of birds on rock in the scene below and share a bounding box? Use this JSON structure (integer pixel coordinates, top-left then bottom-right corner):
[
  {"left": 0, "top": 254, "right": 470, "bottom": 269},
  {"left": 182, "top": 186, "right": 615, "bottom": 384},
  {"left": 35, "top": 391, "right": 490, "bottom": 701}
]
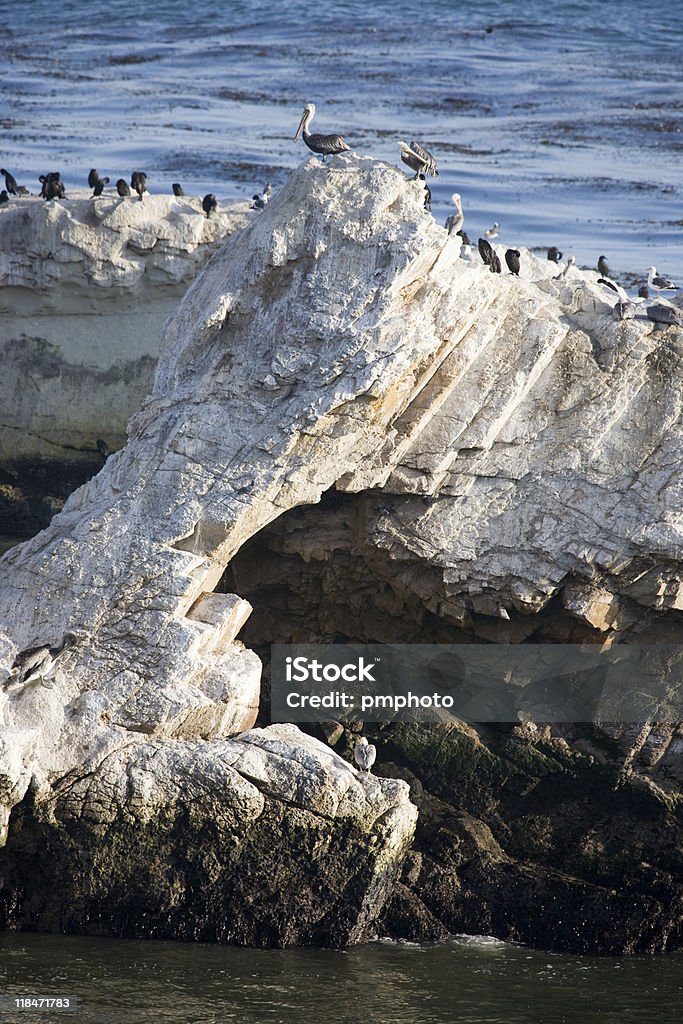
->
[
  {"left": 2, "top": 101, "right": 681, "bottom": 326},
  {"left": 0, "top": 165, "right": 272, "bottom": 218}
]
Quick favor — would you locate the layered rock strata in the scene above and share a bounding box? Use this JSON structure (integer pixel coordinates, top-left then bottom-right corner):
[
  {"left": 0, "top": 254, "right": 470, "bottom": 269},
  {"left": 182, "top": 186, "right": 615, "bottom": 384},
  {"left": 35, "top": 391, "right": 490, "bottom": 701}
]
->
[{"left": 0, "top": 156, "right": 681, "bottom": 950}]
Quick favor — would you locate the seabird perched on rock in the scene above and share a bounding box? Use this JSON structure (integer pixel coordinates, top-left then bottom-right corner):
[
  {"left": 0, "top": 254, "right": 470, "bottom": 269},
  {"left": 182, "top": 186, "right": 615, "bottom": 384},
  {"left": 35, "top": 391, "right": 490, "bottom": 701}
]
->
[
  {"left": 131, "top": 170, "right": 148, "bottom": 201},
  {"left": 553, "top": 255, "right": 575, "bottom": 280},
  {"left": 40, "top": 173, "right": 65, "bottom": 200},
  {"left": 489, "top": 250, "right": 502, "bottom": 274},
  {"left": 88, "top": 168, "right": 99, "bottom": 189},
  {"left": 457, "top": 229, "right": 472, "bottom": 246},
  {"left": 116, "top": 178, "right": 131, "bottom": 196},
  {"left": 96, "top": 438, "right": 111, "bottom": 462},
  {"left": 92, "top": 176, "right": 110, "bottom": 197},
  {"left": 638, "top": 284, "right": 649, "bottom": 299},
  {"left": 478, "top": 236, "right": 494, "bottom": 267},
  {"left": 647, "top": 266, "right": 678, "bottom": 294},
  {"left": 505, "top": 248, "right": 521, "bottom": 275},
  {"left": 547, "top": 246, "right": 562, "bottom": 263},
  {"left": 202, "top": 193, "right": 217, "bottom": 218},
  {"left": 0, "top": 190, "right": 8, "bottom": 205},
  {"left": 172, "top": 182, "right": 185, "bottom": 196},
  {"left": 354, "top": 736, "right": 377, "bottom": 774},
  {"left": 445, "top": 192, "right": 464, "bottom": 235},
  {"left": 293, "top": 102, "right": 351, "bottom": 160},
  {"left": 1, "top": 168, "right": 18, "bottom": 195},
  {"left": 613, "top": 301, "right": 637, "bottom": 320},
  {"left": 420, "top": 174, "right": 432, "bottom": 211},
  {"left": 397, "top": 140, "right": 438, "bottom": 180},
  {"left": 485, "top": 222, "right": 500, "bottom": 240},
  {"left": 597, "top": 255, "right": 610, "bottom": 277},
  {"left": 7, "top": 632, "right": 86, "bottom": 694},
  {"left": 646, "top": 303, "right": 682, "bottom": 326},
  {"left": 251, "top": 182, "right": 272, "bottom": 209}
]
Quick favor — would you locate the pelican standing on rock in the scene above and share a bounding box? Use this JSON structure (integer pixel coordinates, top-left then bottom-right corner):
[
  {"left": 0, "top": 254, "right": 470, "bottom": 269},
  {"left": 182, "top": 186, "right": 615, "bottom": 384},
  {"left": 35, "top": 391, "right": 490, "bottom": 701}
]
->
[
  {"left": 354, "top": 736, "right": 377, "bottom": 774},
  {"left": 397, "top": 140, "right": 438, "bottom": 180},
  {"left": 294, "top": 103, "right": 351, "bottom": 160},
  {"left": 445, "top": 192, "right": 464, "bottom": 235}
]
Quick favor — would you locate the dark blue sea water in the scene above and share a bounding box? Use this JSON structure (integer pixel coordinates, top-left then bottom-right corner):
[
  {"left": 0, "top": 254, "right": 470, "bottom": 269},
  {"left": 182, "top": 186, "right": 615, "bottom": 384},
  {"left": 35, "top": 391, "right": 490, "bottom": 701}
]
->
[{"left": 1, "top": 0, "right": 682, "bottom": 282}]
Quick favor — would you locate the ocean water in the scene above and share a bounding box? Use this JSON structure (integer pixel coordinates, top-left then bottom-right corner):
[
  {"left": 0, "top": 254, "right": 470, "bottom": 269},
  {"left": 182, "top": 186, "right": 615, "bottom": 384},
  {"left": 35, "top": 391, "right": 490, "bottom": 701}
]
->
[
  {"left": 1, "top": 932, "right": 682, "bottom": 1024},
  {"left": 1, "top": 0, "right": 682, "bottom": 283}
]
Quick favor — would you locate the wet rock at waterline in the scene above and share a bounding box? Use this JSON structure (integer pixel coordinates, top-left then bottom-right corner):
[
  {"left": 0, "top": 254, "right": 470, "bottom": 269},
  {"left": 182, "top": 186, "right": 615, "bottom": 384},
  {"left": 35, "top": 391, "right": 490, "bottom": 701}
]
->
[{"left": 1, "top": 156, "right": 682, "bottom": 950}]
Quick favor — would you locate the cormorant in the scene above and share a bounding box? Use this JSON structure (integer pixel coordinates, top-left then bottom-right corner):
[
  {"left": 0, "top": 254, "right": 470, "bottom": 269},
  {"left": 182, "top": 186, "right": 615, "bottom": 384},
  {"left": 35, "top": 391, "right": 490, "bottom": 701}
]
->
[
  {"left": 116, "top": 178, "right": 131, "bottom": 196},
  {"left": 1, "top": 168, "right": 18, "bottom": 194},
  {"left": 131, "top": 171, "right": 148, "bottom": 201},
  {"left": 92, "top": 176, "right": 110, "bottom": 197},
  {"left": 0, "top": 190, "right": 8, "bottom": 205},
  {"left": 172, "top": 183, "right": 185, "bottom": 196},
  {"left": 597, "top": 255, "right": 609, "bottom": 277},
  {"left": 505, "top": 249, "right": 521, "bottom": 275},
  {"left": 88, "top": 168, "right": 99, "bottom": 189},
  {"left": 202, "top": 193, "right": 217, "bottom": 218}
]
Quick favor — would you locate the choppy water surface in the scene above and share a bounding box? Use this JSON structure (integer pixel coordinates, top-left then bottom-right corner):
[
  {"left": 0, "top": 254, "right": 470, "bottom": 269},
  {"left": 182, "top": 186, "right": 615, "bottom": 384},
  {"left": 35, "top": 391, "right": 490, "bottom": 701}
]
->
[
  {"left": 1, "top": 0, "right": 682, "bottom": 281},
  {"left": 0, "top": 932, "right": 682, "bottom": 1024}
]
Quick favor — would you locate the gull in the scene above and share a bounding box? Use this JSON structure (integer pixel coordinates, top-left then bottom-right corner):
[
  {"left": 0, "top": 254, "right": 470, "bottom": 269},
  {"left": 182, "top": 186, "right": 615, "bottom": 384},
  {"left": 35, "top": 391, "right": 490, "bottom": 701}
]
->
[
  {"left": 485, "top": 222, "right": 500, "bottom": 240},
  {"left": 647, "top": 266, "right": 678, "bottom": 294},
  {"left": 553, "top": 255, "right": 575, "bottom": 280}
]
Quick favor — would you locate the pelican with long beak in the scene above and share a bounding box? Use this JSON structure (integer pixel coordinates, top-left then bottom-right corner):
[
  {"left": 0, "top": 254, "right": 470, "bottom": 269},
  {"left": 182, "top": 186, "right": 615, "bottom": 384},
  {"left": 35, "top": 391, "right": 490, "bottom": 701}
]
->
[
  {"left": 397, "top": 140, "right": 438, "bottom": 179},
  {"left": 293, "top": 103, "right": 351, "bottom": 160}
]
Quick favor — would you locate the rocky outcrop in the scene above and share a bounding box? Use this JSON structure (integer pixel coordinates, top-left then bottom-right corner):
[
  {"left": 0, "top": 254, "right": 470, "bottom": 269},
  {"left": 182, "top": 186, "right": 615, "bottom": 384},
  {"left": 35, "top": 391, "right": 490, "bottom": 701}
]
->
[
  {"left": 0, "top": 155, "right": 681, "bottom": 950},
  {"left": 0, "top": 192, "right": 252, "bottom": 472}
]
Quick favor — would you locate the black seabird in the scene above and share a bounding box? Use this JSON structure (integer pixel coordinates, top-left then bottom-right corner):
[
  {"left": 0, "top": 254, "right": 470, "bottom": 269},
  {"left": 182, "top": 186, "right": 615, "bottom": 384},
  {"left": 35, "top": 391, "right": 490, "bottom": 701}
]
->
[
  {"left": 478, "top": 237, "right": 494, "bottom": 266},
  {"left": 354, "top": 737, "right": 377, "bottom": 774},
  {"left": 638, "top": 284, "right": 649, "bottom": 299},
  {"left": 597, "top": 255, "right": 609, "bottom": 277},
  {"left": 96, "top": 438, "right": 110, "bottom": 462},
  {"left": 40, "top": 172, "right": 64, "bottom": 200},
  {"left": 131, "top": 171, "right": 148, "bottom": 201},
  {"left": 457, "top": 229, "right": 472, "bottom": 246},
  {"left": 116, "top": 178, "right": 131, "bottom": 196},
  {"left": 647, "top": 266, "right": 677, "bottom": 294},
  {"left": 88, "top": 168, "right": 99, "bottom": 189},
  {"left": 172, "top": 183, "right": 185, "bottom": 196},
  {"left": 547, "top": 246, "right": 562, "bottom": 263},
  {"left": 420, "top": 174, "right": 432, "bottom": 211},
  {"left": 489, "top": 250, "right": 502, "bottom": 274},
  {"left": 202, "top": 193, "right": 217, "bottom": 218},
  {"left": 250, "top": 193, "right": 266, "bottom": 210},
  {"left": 397, "top": 140, "right": 438, "bottom": 179},
  {"left": 0, "top": 190, "right": 8, "bottom": 205},
  {"left": 92, "top": 176, "right": 110, "bottom": 197},
  {"left": 294, "top": 102, "right": 351, "bottom": 160},
  {"left": 1, "top": 168, "right": 18, "bottom": 194},
  {"left": 598, "top": 277, "right": 619, "bottom": 295},
  {"left": 505, "top": 249, "right": 520, "bottom": 275}
]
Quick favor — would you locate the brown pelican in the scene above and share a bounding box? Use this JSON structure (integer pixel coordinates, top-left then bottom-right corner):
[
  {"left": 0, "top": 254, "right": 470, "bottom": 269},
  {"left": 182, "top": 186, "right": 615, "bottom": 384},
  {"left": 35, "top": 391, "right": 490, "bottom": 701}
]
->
[
  {"left": 397, "top": 140, "right": 438, "bottom": 179},
  {"left": 116, "top": 178, "right": 131, "bottom": 197},
  {"left": 553, "top": 255, "right": 575, "bottom": 280},
  {"left": 354, "top": 737, "right": 377, "bottom": 774},
  {"left": 647, "top": 266, "right": 677, "bottom": 294},
  {"left": 597, "top": 255, "right": 609, "bottom": 277},
  {"left": 505, "top": 248, "right": 520, "bottom": 276},
  {"left": 485, "top": 222, "right": 500, "bottom": 240},
  {"left": 172, "top": 182, "right": 185, "bottom": 196},
  {"left": 293, "top": 103, "right": 351, "bottom": 160},
  {"left": 202, "top": 193, "right": 217, "bottom": 218},
  {"left": 445, "top": 192, "right": 464, "bottom": 235},
  {"left": 131, "top": 170, "right": 148, "bottom": 201}
]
